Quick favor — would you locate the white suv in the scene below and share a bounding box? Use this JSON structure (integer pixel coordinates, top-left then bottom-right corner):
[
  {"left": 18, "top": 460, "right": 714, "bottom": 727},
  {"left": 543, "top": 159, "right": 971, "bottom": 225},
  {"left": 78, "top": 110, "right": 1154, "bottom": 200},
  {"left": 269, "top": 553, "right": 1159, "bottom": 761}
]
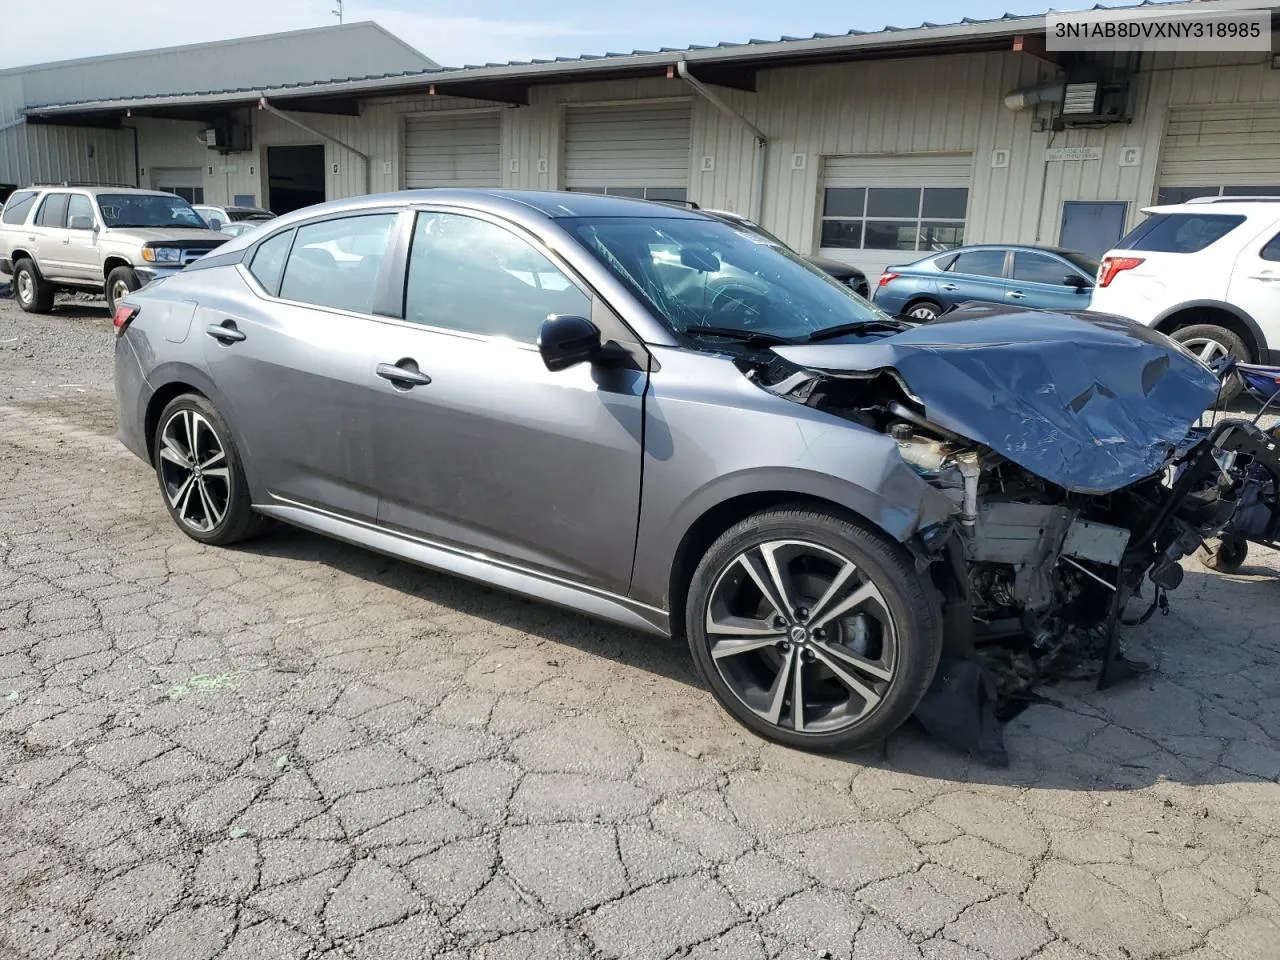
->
[{"left": 1090, "top": 197, "right": 1280, "bottom": 370}]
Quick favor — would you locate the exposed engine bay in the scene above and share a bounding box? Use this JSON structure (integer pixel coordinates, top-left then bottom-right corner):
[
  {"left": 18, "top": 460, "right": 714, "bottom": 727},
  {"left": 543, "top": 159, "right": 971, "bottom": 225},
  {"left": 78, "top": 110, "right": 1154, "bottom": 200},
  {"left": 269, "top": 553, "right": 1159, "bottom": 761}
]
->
[{"left": 738, "top": 309, "right": 1280, "bottom": 763}]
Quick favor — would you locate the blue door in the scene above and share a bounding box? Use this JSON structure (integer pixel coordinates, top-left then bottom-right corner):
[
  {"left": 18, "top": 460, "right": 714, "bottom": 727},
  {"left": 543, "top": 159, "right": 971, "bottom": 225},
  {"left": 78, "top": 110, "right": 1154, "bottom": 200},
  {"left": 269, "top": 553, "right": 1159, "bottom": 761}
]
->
[
  {"left": 937, "top": 248, "right": 1010, "bottom": 309},
  {"left": 1006, "top": 250, "right": 1094, "bottom": 311},
  {"left": 1060, "top": 201, "right": 1128, "bottom": 259}
]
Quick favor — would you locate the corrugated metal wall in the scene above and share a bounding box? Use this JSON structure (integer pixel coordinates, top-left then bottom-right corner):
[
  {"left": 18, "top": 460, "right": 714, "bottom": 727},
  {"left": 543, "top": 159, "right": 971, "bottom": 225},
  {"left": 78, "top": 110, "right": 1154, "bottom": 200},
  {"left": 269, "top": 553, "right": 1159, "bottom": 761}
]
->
[
  {"left": 0, "top": 77, "right": 132, "bottom": 187},
  {"left": 124, "top": 37, "right": 1279, "bottom": 256}
]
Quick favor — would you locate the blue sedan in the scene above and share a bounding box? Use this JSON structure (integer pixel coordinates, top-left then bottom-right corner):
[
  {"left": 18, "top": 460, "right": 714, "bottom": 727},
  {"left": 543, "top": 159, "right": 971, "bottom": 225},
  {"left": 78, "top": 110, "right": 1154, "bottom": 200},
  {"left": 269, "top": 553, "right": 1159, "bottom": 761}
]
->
[{"left": 872, "top": 244, "right": 1098, "bottom": 320}]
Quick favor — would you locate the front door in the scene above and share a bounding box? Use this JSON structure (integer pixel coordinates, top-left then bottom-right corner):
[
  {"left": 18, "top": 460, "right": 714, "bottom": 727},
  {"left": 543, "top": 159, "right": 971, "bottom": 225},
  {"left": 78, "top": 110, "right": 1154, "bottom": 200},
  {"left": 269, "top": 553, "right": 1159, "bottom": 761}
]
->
[
  {"left": 1006, "top": 250, "right": 1094, "bottom": 311},
  {"left": 201, "top": 212, "right": 399, "bottom": 521},
  {"left": 1227, "top": 225, "right": 1280, "bottom": 350},
  {"left": 369, "top": 209, "right": 648, "bottom": 594},
  {"left": 61, "top": 193, "right": 102, "bottom": 281}
]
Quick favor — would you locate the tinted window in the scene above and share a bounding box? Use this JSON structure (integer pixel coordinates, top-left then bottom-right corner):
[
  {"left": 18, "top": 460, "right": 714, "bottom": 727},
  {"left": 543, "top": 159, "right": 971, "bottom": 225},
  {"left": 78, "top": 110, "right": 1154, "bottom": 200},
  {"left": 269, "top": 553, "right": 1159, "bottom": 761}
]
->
[
  {"left": 279, "top": 214, "right": 396, "bottom": 314},
  {"left": 1061, "top": 250, "right": 1100, "bottom": 275},
  {"left": 66, "top": 194, "right": 94, "bottom": 228},
  {"left": 1012, "top": 251, "right": 1074, "bottom": 285},
  {"left": 1, "top": 190, "right": 38, "bottom": 224},
  {"left": 1261, "top": 232, "right": 1280, "bottom": 263},
  {"left": 1117, "top": 213, "right": 1246, "bottom": 253},
  {"left": 949, "top": 249, "right": 1006, "bottom": 278},
  {"left": 249, "top": 230, "right": 294, "bottom": 296},
  {"left": 405, "top": 212, "right": 589, "bottom": 343},
  {"left": 36, "top": 193, "right": 69, "bottom": 228}
]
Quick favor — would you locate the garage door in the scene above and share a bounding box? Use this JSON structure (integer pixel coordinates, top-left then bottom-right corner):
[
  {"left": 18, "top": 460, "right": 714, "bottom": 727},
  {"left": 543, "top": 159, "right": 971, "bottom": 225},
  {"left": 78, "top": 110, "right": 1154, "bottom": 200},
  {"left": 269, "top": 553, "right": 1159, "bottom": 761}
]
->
[
  {"left": 404, "top": 112, "right": 501, "bottom": 189},
  {"left": 1157, "top": 104, "right": 1280, "bottom": 204},
  {"left": 151, "top": 167, "right": 204, "bottom": 204},
  {"left": 564, "top": 102, "right": 691, "bottom": 201},
  {"left": 818, "top": 154, "right": 972, "bottom": 273}
]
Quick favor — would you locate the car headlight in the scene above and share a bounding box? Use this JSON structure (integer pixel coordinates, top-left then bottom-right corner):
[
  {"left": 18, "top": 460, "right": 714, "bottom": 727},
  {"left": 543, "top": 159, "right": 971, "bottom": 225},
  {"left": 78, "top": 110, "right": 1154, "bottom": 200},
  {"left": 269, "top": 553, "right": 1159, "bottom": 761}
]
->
[{"left": 142, "top": 246, "right": 181, "bottom": 263}]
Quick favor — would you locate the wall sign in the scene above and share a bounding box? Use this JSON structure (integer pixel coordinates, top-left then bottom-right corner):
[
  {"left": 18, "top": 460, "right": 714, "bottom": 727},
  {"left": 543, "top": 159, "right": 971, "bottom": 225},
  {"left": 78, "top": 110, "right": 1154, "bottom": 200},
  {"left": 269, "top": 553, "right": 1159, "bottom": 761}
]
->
[{"left": 1046, "top": 146, "right": 1104, "bottom": 162}]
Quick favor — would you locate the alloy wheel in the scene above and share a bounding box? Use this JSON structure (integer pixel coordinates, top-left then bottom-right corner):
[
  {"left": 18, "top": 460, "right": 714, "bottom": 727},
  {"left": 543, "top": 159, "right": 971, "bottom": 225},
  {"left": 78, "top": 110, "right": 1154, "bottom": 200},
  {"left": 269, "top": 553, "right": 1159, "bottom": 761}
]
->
[
  {"left": 16, "top": 270, "right": 33, "bottom": 306},
  {"left": 1182, "top": 336, "right": 1230, "bottom": 364},
  {"left": 703, "top": 539, "right": 898, "bottom": 734},
  {"left": 907, "top": 304, "right": 938, "bottom": 320},
  {"left": 158, "top": 409, "right": 230, "bottom": 533},
  {"left": 111, "top": 279, "right": 131, "bottom": 306}
]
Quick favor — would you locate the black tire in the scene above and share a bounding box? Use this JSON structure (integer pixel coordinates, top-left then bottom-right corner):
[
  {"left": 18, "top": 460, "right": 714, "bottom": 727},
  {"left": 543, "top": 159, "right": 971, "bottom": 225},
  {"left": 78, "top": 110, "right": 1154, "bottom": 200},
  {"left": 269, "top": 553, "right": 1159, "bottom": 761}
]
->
[
  {"left": 903, "top": 299, "right": 942, "bottom": 322},
  {"left": 13, "top": 259, "right": 54, "bottom": 314},
  {"left": 106, "top": 265, "right": 141, "bottom": 314},
  {"left": 685, "top": 506, "right": 942, "bottom": 752},
  {"left": 1201, "top": 536, "right": 1248, "bottom": 574},
  {"left": 153, "top": 393, "right": 268, "bottom": 546},
  {"left": 1171, "top": 324, "right": 1249, "bottom": 403}
]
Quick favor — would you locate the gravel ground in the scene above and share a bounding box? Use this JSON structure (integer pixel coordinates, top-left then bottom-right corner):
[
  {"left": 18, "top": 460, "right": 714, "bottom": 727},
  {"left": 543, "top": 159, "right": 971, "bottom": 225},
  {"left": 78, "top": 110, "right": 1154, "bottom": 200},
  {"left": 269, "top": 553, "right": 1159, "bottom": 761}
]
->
[{"left": 1, "top": 292, "right": 1279, "bottom": 960}]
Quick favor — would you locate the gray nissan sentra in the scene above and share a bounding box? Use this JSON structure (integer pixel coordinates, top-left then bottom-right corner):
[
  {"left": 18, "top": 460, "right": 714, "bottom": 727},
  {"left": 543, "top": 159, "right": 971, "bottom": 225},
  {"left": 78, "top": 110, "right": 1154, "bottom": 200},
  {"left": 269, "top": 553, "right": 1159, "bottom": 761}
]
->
[{"left": 113, "top": 189, "right": 1250, "bottom": 754}]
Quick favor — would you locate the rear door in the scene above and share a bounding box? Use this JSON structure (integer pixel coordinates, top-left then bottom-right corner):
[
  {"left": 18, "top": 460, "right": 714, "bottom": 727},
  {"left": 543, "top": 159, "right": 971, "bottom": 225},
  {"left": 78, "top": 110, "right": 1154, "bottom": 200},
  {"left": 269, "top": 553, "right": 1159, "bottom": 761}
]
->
[
  {"left": 366, "top": 208, "right": 648, "bottom": 593},
  {"left": 30, "top": 192, "right": 71, "bottom": 279},
  {"left": 937, "top": 248, "right": 1010, "bottom": 308},
  {"left": 1006, "top": 250, "right": 1093, "bottom": 311},
  {"left": 201, "top": 211, "right": 400, "bottom": 521},
  {"left": 1227, "top": 219, "right": 1280, "bottom": 351}
]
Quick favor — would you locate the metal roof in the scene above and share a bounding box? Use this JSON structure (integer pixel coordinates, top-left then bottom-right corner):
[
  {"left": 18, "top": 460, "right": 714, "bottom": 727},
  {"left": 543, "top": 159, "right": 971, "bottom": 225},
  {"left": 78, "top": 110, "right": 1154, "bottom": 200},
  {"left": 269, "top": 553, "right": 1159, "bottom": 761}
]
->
[{"left": 22, "top": 0, "right": 1277, "bottom": 118}]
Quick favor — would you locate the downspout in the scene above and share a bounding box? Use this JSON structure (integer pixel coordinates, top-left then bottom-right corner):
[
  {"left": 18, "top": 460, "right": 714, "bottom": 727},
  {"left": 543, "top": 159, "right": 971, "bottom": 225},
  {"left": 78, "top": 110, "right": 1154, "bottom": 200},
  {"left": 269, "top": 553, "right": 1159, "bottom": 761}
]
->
[
  {"left": 257, "top": 97, "right": 371, "bottom": 196},
  {"left": 128, "top": 124, "right": 140, "bottom": 187},
  {"left": 675, "top": 60, "right": 768, "bottom": 223}
]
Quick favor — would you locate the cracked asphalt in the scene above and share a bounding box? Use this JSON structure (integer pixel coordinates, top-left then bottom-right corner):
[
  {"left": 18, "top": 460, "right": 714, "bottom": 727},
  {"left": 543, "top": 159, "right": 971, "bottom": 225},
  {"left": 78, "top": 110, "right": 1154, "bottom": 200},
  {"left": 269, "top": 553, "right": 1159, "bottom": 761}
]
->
[{"left": 2, "top": 295, "right": 1280, "bottom": 960}]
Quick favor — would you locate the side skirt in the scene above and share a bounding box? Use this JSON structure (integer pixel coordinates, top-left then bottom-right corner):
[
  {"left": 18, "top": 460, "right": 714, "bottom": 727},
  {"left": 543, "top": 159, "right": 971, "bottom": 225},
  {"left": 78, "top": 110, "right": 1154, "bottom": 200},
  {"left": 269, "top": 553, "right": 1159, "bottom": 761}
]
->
[{"left": 255, "top": 500, "right": 671, "bottom": 637}]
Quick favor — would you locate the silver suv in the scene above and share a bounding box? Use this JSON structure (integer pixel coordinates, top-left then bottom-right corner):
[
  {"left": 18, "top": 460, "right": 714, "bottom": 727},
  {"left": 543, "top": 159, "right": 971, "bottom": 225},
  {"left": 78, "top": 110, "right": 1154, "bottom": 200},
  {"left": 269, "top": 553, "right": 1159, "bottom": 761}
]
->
[{"left": 0, "top": 184, "right": 228, "bottom": 313}]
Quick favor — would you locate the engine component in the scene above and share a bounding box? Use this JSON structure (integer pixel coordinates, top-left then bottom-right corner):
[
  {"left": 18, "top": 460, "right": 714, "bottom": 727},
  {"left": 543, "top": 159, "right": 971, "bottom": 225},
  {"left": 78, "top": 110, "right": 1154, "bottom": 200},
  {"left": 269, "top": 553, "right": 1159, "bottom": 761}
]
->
[
  {"left": 1061, "top": 518, "right": 1130, "bottom": 566},
  {"left": 956, "top": 452, "right": 981, "bottom": 528}
]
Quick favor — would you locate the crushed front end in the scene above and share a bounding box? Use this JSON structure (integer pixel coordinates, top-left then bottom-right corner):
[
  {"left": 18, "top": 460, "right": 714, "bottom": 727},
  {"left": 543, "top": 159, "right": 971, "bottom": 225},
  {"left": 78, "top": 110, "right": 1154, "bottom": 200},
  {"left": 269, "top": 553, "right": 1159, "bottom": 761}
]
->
[{"left": 747, "top": 307, "right": 1280, "bottom": 762}]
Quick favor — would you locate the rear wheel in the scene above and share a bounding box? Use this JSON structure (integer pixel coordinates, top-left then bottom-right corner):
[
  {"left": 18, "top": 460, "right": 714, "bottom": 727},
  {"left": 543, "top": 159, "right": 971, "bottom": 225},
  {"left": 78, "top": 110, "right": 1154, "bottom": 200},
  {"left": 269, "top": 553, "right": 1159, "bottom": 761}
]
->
[
  {"left": 904, "top": 299, "right": 941, "bottom": 321},
  {"left": 1171, "top": 323, "right": 1248, "bottom": 402},
  {"left": 106, "top": 266, "right": 141, "bottom": 314},
  {"left": 685, "top": 507, "right": 942, "bottom": 752},
  {"left": 13, "top": 259, "right": 54, "bottom": 314},
  {"left": 153, "top": 394, "right": 268, "bottom": 546}
]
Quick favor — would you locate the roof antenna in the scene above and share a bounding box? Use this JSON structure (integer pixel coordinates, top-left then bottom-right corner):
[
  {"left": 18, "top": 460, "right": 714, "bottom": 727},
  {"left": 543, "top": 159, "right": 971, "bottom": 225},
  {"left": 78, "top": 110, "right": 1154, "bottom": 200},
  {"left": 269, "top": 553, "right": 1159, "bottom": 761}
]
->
[{"left": 332, "top": 0, "right": 344, "bottom": 24}]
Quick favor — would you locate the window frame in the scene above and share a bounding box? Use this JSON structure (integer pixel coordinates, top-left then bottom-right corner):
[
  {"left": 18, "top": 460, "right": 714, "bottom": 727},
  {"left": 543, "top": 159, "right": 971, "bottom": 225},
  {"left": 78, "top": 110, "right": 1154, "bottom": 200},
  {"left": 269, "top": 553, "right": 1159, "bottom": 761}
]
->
[
  {"left": 1260, "top": 230, "right": 1280, "bottom": 263},
  {"left": 65, "top": 193, "right": 97, "bottom": 230},
  {"left": 946, "top": 248, "right": 1011, "bottom": 279},
  {"left": 1, "top": 189, "right": 39, "bottom": 225},
  {"left": 819, "top": 185, "right": 969, "bottom": 254},
  {"left": 35, "top": 192, "right": 71, "bottom": 229},
  {"left": 1009, "top": 249, "right": 1083, "bottom": 287}
]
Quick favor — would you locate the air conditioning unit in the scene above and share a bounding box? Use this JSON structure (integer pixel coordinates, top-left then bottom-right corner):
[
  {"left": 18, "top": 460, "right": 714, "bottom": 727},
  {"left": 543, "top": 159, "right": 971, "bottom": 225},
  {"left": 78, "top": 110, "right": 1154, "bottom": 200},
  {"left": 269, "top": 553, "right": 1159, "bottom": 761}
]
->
[
  {"left": 201, "top": 121, "right": 252, "bottom": 154},
  {"left": 1055, "top": 75, "right": 1131, "bottom": 128}
]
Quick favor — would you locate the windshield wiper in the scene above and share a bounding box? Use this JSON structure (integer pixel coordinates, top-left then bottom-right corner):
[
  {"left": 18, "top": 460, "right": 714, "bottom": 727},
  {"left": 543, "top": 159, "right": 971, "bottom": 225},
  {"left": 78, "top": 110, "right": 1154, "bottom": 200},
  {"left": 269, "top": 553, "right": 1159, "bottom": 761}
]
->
[
  {"left": 804, "top": 319, "right": 908, "bottom": 343},
  {"left": 683, "top": 325, "right": 797, "bottom": 346}
]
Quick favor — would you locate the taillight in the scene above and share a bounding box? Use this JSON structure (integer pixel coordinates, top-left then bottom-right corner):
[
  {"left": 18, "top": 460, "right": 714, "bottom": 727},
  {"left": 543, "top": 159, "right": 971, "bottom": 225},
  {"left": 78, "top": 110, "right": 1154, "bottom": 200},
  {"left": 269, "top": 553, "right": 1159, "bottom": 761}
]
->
[
  {"left": 1097, "top": 256, "right": 1144, "bottom": 288},
  {"left": 112, "top": 305, "right": 138, "bottom": 337},
  {"left": 878, "top": 272, "right": 900, "bottom": 288}
]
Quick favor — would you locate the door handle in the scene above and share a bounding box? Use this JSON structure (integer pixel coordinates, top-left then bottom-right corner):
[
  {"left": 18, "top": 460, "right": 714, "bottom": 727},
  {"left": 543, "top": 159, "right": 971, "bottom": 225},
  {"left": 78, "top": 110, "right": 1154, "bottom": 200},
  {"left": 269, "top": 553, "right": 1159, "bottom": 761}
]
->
[
  {"left": 940, "top": 283, "right": 958, "bottom": 292},
  {"left": 377, "top": 360, "right": 432, "bottom": 388},
  {"left": 1007, "top": 290, "right": 1026, "bottom": 299},
  {"left": 205, "top": 321, "right": 246, "bottom": 344},
  {"left": 1249, "top": 273, "right": 1280, "bottom": 282},
  {"left": 26, "top": 235, "right": 35, "bottom": 242}
]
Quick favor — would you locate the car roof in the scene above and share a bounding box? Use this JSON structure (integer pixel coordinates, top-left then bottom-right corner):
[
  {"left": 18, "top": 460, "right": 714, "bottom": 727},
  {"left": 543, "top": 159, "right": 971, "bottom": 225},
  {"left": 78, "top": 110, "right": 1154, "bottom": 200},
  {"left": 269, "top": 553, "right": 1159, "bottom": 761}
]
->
[
  {"left": 28, "top": 185, "right": 185, "bottom": 198},
  {"left": 1141, "top": 199, "right": 1280, "bottom": 216}
]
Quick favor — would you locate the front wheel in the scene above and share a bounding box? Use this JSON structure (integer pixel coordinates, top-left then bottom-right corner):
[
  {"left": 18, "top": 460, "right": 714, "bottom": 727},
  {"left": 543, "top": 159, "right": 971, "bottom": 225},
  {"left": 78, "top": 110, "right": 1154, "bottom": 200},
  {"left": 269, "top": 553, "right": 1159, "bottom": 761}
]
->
[
  {"left": 1171, "top": 324, "right": 1248, "bottom": 403},
  {"left": 106, "top": 265, "right": 141, "bottom": 314},
  {"left": 685, "top": 507, "right": 942, "bottom": 752},
  {"left": 904, "top": 299, "right": 941, "bottom": 322},
  {"left": 153, "top": 394, "right": 268, "bottom": 546}
]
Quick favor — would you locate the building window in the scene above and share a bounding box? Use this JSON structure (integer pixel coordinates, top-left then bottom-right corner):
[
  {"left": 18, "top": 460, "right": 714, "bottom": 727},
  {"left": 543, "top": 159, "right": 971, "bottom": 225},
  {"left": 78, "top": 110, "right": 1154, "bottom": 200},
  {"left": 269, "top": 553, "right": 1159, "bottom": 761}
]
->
[
  {"left": 162, "top": 186, "right": 205, "bottom": 204},
  {"left": 820, "top": 186, "right": 967, "bottom": 252},
  {"left": 1156, "top": 185, "right": 1280, "bottom": 205},
  {"left": 567, "top": 186, "right": 688, "bottom": 203}
]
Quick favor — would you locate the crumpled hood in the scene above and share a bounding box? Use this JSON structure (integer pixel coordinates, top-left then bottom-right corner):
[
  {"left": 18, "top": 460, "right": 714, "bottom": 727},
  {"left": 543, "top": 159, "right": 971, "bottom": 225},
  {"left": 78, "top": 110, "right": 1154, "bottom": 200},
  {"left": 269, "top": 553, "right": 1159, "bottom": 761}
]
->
[{"left": 771, "top": 305, "right": 1219, "bottom": 494}]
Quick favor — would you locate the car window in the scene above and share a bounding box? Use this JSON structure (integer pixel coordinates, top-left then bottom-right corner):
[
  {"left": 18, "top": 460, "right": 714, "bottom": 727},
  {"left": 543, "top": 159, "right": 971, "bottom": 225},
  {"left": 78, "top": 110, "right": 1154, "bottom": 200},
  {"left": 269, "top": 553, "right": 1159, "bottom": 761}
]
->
[
  {"left": 1260, "top": 232, "right": 1280, "bottom": 263},
  {"left": 36, "top": 193, "right": 69, "bottom": 228},
  {"left": 404, "top": 212, "right": 589, "bottom": 344},
  {"left": 1061, "top": 250, "right": 1100, "bottom": 275},
  {"left": 948, "top": 249, "right": 1006, "bottom": 278},
  {"left": 279, "top": 214, "right": 396, "bottom": 314},
  {"left": 96, "top": 193, "right": 206, "bottom": 228},
  {"left": 66, "top": 194, "right": 95, "bottom": 229},
  {"left": 1, "top": 190, "right": 38, "bottom": 225},
  {"left": 1115, "top": 213, "right": 1246, "bottom": 253},
  {"left": 1011, "top": 251, "right": 1075, "bottom": 285},
  {"left": 248, "top": 229, "right": 295, "bottom": 296}
]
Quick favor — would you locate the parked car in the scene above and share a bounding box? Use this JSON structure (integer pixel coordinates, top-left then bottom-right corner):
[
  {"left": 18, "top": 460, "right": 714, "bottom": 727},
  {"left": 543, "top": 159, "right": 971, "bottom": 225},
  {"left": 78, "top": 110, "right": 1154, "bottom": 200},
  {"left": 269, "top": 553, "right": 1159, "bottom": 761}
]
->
[
  {"left": 113, "top": 189, "right": 1259, "bottom": 754},
  {"left": 687, "top": 207, "right": 870, "bottom": 298},
  {"left": 1089, "top": 196, "right": 1280, "bottom": 374},
  {"left": 193, "top": 204, "right": 275, "bottom": 231},
  {"left": 873, "top": 244, "right": 1097, "bottom": 320},
  {"left": 0, "top": 184, "right": 228, "bottom": 312}
]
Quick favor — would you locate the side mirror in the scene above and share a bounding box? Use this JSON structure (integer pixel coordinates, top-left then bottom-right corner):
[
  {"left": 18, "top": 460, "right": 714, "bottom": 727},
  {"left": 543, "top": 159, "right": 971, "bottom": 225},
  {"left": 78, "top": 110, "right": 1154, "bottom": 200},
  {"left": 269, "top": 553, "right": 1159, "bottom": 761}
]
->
[
  {"left": 1063, "top": 274, "right": 1091, "bottom": 291},
  {"left": 538, "top": 314, "right": 602, "bottom": 371},
  {"left": 68, "top": 215, "right": 93, "bottom": 230}
]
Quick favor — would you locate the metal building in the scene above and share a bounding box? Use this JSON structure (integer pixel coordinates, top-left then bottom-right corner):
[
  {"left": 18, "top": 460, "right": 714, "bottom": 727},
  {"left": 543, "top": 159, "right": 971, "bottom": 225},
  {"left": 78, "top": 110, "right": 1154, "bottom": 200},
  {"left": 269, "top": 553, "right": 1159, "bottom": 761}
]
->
[
  {"left": 11, "top": 2, "right": 1280, "bottom": 270},
  {"left": 0, "top": 22, "right": 436, "bottom": 197}
]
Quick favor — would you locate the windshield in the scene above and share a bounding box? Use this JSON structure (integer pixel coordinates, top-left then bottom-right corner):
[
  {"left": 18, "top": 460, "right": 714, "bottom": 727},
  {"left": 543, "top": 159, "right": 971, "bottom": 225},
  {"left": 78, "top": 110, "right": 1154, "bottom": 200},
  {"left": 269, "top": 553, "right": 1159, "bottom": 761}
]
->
[
  {"left": 228, "top": 208, "right": 274, "bottom": 222},
  {"left": 570, "top": 216, "right": 890, "bottom": 342},
  {"left": 1061, "top": 251, "right": 1100, "bottom": 275},
  {"left": 96, "top": 193, "right": 207, "bottom": 229}
]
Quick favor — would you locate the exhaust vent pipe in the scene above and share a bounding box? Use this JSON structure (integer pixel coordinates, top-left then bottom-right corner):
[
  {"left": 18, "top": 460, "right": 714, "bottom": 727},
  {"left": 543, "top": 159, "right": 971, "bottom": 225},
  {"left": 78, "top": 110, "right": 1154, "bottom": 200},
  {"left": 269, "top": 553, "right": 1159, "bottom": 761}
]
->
[{"left": 1004, "top": 79, "right": 1065, "bottom": 111}]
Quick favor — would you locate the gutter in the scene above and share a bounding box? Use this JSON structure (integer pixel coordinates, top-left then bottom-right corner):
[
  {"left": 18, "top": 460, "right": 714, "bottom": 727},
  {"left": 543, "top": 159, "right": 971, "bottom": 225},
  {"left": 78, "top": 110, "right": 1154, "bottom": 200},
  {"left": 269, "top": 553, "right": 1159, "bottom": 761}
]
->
[
  {"left": 675, "top": 60, "right": 769, "bottom": 223},
  {"left": 257, "top": 96, "right": 371, "bottom": 194}
]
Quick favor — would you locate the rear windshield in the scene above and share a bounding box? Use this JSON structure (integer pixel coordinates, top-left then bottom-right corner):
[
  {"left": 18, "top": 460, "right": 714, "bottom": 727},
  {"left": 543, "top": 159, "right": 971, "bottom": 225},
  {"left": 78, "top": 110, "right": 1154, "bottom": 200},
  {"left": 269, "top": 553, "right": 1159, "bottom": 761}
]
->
[{"left": 1115, "top": 213, "right": 1246, "bottom": 254}]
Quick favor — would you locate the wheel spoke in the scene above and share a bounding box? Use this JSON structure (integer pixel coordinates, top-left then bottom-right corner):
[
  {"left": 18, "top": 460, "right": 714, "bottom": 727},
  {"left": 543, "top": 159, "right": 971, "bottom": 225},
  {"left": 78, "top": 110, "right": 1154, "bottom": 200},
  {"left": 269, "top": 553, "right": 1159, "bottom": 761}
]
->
[
  {"left": 809, "top": 578, "right": 883, "bottom": 631},
  {"left": 201, "top": 467, "right": 230, "bottom": 482},
  {"left": 710, "top": 634, "right": 785, "bottom": 660},
  {"left": 196, "top": 479, "right": 221, "bottom": 529},
  {"left": 166, "top": 474, "right": 193, "bottom": 510},
  {"left": 791, "top": 654, "right": 806, "bottom": 732},
  {"left": 174, "top": 476, "right": 197, "bottom": 519},
  {"left": 158, "top": 443, "right": 188, "bottom": 468},
  {"left": 200, "top": 449, "right": 226, "bottom": 469},
  {"left": 763, "top": 646, "right": 796, "bottom": 726},
  {"left": 812, "top": 638, "right": 894, "bottom": 682},
  {"left": 738, "top": 542, "right": 796, "bottom": 621},
  {"left": 812, "top": 647, "right": 882, "bottom": 710}
]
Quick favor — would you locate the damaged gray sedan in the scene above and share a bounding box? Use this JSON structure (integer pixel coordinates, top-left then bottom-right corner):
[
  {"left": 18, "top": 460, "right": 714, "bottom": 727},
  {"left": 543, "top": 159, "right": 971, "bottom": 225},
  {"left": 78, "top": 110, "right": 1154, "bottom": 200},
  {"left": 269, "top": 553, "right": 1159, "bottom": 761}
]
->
[{"left": 113, "top": 190, "right": 1280, "bottom": 757}]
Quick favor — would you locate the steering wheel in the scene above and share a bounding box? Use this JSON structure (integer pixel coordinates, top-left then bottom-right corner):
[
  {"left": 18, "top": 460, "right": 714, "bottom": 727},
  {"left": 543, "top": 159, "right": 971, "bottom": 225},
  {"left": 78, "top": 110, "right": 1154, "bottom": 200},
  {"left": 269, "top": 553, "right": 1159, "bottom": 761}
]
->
[{"left": 708, "top": 283, "right": 770, "bottom": 327}]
